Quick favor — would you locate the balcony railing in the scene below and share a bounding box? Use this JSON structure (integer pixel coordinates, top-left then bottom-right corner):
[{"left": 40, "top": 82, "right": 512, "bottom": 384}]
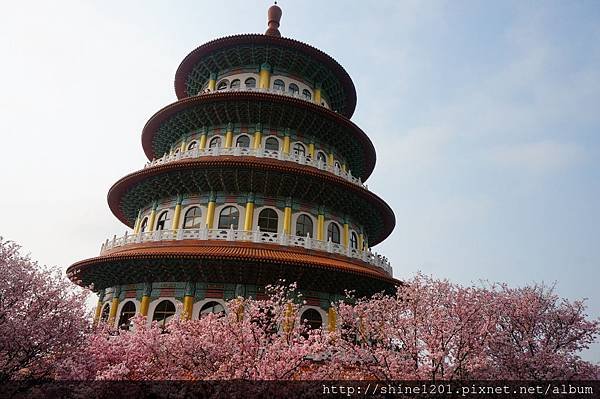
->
[
  {"left": 202, "top": 86, "right": 327, "bottom": 106},
  {"left": 100, "top": 227, "right": 393, "bottom": 276},
  {"left": 144, "top": 147, "right": 368, "bottom": 189}
]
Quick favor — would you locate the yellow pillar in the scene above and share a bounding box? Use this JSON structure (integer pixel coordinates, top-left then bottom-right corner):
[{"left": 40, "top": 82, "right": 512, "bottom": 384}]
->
[
  {"left": 252, "top": 123, "right": 262, "bottom": 149},
  {"left": 328, "top": 307, "right": 337, "bottom": 332},
  {"left": 199, "top": 133, "right": 207, "bottom": 150},
  {"left": 232, "top": 298, "right": 244, "bottom": 322},
  {"left": 314, "top": 82, "right": 322, "bottom": 104},
  {"left": 133, "top": 210, "right": 142, "bottom": 234},
  {"left": 224, "top": 123, "right": 234, "bottom": 148},
  {"left": 283, "top": 206, "right": 292, "bottom": 235},
  {"left": 140, "top": 295, "right": 150, "bottom": 316},
  {"left": 342, "top": 163, "right": 347, "bottom": 172},
  {"left": 343, "top": 222, "right": 350, "bottom": 248},
  {"left": 147, "top": 203, "right": 158, "bottom": 232},
  {"left": 207, "top": 72, "right": 217, "bottom": 92},
  {"left": 139, "top": 283, "right": 151, "bottom": 317},
  {"left": 253, "top": 128, "right": 262, "bottom": 149},
  {"left": 308, "top": 143, "right": 315, "bottom": 158},
  {"left": 328, "top": 152, "right": 334, "bottom": 166},
  {"left": 182, "top": 295, "right": 194, "bottom": 320},
  {"left": 93, "top": 300, "right": 103, "bottom": 326},
  {"left": 171, "top": 195, "right": 183, "bottom": 230},
  {"left": 243, "top": 194, "right": 255, "bottom": 230},
  {"left": 282, "top": 129, "right": 291, "bottom": 154},
  {"left": 358, "top": 233, "right": 364, "bottom": 252},
  {"left": 258, "top": 63, "right": 271, "bottom": 89},
  {"left": 317, "top": 210, "right": 325, "bottom": 241},
  {"left": 283, "top": 302, "right": 294, "bottom": 333},
  {"left": 108, "top": 296, "right": 119, "bottom": 325},
  {"left": 283, "top": 136, "right": 290, "bottom": 154},
  {"left": 206, "top": 192, "right": 216, "bottom": 229},
  {"left": 236, "top": 303, "right": 244, "bottom": 322},
  {"left": 179, "top": 138, "right": 186, "bottom": 153}
]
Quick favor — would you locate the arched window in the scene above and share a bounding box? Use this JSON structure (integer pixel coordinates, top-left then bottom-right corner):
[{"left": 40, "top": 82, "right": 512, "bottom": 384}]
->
[
  {"left": 152, "top": 300, "right": 176, "bottom": 328},
  {"left": 288, "top": 83, "right": 299, "bottom": 95},
  {"left": 183, "top": 207, "right": 202, "bottom": 229},
  {"left": 292, "top": 142, "right": 306, "bottom": 157},
  {"left": 334, "top": 161, "right": 341, "bottom": 169},
  {"left": 327, "top": 222, "right": 341, "bottom": 244},
  {"left": 100, "top": 303, "right": 110, "bottom": 322},
  {"left": 155, "top": 211, "right": 169, "bottom": 231},
  {"left": 264, "top": 137, "right": 279, "bottom": 151},
  {"left": 139, "top": 217, "right": 148, "bottom": 233},
  {"left": 174, "top": 148, "right": 180, "bottom": 155},
  {"left": 301, "top": 308, "right": 323, "bottom": 330},
  {"left": 200, "top": 301, "right": 225, "bottom": 317},
  {"left": 218, "top": 206, "right": 239, "bottom": 229},
  {"left": 236, "top": 135, "right": 250, "bottom": 148},
  {"left": 350, "top": 232, "right": 358, "bottom": 249},
  {"left": 187, "top": 141, "right": 198, "bottom": 150},
  {"left": 245, "top": 77, "right": 256, "bottom": 89},
  {"left": 118, "top": 301, "right": 136, "bottom": 330},
  {"left": 258, "top": 208, "right": 278, "bottom": 233},
  {"left": 230, "top": 79, "right": 240, "bottom": 89},
  {"left": 316, "top": 151, "right": 327, "bottom": 163},
  {"left": 302, "top": 89, "right": 312, "bottom": 100},
  {"left": 209, "top": 136, "right": 222, "bottom": 148},
  {"left": 295, "top": 214, "right": 313, "bottom": 237},
  {"left": 273, "top": 79, "right": 285, "bottom": 91},
  {"left": 217, "top": 80, "right": 228, "bottom": 91}
]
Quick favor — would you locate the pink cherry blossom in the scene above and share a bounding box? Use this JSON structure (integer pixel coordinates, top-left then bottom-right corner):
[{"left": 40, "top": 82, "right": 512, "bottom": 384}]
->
[{"left": 0, "top": 238, "right": 90, "bottom": 382}]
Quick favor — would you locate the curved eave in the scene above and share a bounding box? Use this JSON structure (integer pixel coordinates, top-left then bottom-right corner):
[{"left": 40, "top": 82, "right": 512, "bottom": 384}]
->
[
  {"left": 67, "top": 241, "right": 400, "bottom": 296},
  {"left": 141, "top": 91, "right": 375, "bottom": 180},
  {"left": 107, "top": 157, "right": 395, "bottom": 245},
  {"left": 174, "top": 33, "right": 357, "bottom": 117}
]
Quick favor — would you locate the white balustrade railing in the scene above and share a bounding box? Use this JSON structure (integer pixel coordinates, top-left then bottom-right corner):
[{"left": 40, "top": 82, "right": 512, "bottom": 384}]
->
[
  {"left": 144, "top": 146, "right": 367, "bottom": 189},
  {"left": 201, "top": 86, "right": 325, "bottom": 105},
  {"left": 100, "top": 227, "right": 393, "bottom": 276}
]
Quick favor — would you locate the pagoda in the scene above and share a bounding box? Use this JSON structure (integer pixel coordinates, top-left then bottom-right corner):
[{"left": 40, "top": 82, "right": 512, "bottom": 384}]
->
[{"left": 67, "top": 5, "right": 398, "bottom": 330}]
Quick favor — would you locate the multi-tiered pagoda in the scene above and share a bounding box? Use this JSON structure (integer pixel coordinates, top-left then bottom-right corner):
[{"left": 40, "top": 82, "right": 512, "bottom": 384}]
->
[{"left": 67, "top": 5, "right": 398, "bottom": 330}]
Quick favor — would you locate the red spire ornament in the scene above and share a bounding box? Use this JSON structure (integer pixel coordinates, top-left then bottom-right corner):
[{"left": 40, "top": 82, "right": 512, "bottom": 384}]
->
[{"left": 265, "top": 3, "right": 282, "bottom": 37}]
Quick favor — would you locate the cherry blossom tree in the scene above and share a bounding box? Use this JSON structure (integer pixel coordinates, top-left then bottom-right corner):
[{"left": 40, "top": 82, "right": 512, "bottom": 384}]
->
[
  {"left": 59, "top": 274, "right": 599, "bottom": 381},
  {"left": 0, "top": 238, "right": 90, "bottom": 382},
  {"left": 482, "top": 282, "right": 600, "bottom": 380},
  {"left": 3, "top": 237, "right": 595, "bottom": 383},
  {"left": 58, "top": 283, "right": 324, "bottom": 381},
  {"left": 313, "top": 274, "right": 599, "bottom": 380}
]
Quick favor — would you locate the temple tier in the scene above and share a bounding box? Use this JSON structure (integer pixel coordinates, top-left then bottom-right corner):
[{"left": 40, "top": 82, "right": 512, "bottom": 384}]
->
[{"left": 67, "top": 5, "right": 399, "bottom": 330}]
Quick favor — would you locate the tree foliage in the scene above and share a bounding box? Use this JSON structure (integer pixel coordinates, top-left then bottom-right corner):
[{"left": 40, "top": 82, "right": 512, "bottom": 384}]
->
[
  {"left": 59, "top": 275, "right": 599, "bottom": 380},
  {"left": 0, "top": 238, "right": 89, "bottom": 382}
]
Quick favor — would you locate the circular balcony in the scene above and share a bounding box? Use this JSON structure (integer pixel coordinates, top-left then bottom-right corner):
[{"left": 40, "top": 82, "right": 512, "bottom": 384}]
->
[
  {"left": 100, "top": 226, "right": 393, "bottom": 277},
  {"left": 202, "top": 86, "right": 325, "bottom": 106},
  {"left": 144, "top": 146, "right": 368, "bottom": 190},
  {"left": 174, "top": 33, "right": 357, "bottom": 117},
  {"left": 141, "top": 90, "right": 375, "bottom": 180}
]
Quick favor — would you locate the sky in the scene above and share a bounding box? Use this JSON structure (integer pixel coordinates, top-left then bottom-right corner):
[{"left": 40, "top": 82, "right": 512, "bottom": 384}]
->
[{"left": 1, "top": 1, "right": 599, "bottom": 361}]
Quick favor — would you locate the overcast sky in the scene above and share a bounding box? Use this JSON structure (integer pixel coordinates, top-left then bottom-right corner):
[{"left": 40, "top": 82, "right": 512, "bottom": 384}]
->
[{"left": 1, "top": 1, "right": 599, "bottom": 361}]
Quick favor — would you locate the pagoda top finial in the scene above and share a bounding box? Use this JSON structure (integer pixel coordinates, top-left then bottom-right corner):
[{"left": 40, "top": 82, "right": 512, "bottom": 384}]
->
[{"left": 265, "top": 2, "right": 282, "bottom": 37}]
